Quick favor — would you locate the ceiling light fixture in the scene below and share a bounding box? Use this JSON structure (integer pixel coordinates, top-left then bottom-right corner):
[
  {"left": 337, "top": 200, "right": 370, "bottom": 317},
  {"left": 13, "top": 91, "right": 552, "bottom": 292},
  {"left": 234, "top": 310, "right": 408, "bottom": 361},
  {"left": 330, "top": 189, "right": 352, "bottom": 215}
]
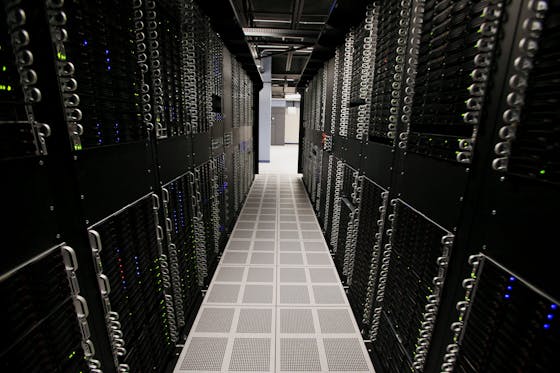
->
[{"left": 252, "top": 19, "right": 291, "bottom": 23}]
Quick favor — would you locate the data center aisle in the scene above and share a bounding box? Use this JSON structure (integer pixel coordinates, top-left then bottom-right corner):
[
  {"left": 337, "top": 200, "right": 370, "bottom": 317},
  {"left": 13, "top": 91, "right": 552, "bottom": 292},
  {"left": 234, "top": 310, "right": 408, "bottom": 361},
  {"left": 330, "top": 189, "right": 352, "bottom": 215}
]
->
[{"left": 174, "top": 174, "right": 374, "bottom": 372}]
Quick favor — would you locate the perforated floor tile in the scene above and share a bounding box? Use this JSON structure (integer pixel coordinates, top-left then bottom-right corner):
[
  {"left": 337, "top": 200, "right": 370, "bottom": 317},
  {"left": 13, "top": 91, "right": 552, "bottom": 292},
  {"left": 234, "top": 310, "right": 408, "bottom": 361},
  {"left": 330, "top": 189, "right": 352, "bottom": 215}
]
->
[
  {"left": 253, "top": 240, "right": 276, "bottom": 251},
  {"left": 302, "top": 231, "right": 323, "bottom": 240},
  {"left": 280, "top": 285, "right": 310, "bottom": 304},
  {"left": 260, "top": 214, "right": 276, "bottom": 221},
  {"left": 317, "top": 309, "right": 356, "bottom": 333},
  {"left": 179, "top": 337, "right": 228, "bottom": 371},
  {"left": 279, "top": 268, "right": 307, "bottom": 283},
  {"left": 243, "top": 284, "right": 274, "bottom": 303},
  {"left": 280, "top": 309, "right": 315, "bottom": 333},
  {"left": 309, "top": 268, "right": 339, "bottom": 283},
  {"left": 299, "top": 222, "right": 320, "bottom": 231},
  {"left": 279, "top": 241, "right": 301, "bottom": 251},
  {"left": 239, "top": 214, "right": 258, "bottom": 221},
  {"left": 313, "top": 285, "right": 346, "bottom": 304},
  {"left": 258, "top": 222, "right": 277, "bottom": 230},
  {"left": 237, "top": 308, "right": 273, "bottom": 333},
  {"left": 280, "top": 253, "right": 304, "bottom": 265},
  {"left": 280, "top": 231, "right": 300, "bottom": 240},
  {"left": 250, "top": 252, "right": 275, "bottom": 265},
  {"left": 247, "top": 267, "right": 274, "bottom": 282},
  {"left": 280, "top": 338, "right": 321, "bottom": 371},
  {"left": 206, "top": 284, "right": 240, "bottom": 303},
  {"left": 236, "top": 221, "right": 255, "bottom": 229},
  {"left": 306, "top": 252, "right": 332, "bottom": 265},
  {"left": 298, "top": 215, "right": 315, "bottom": 222},
  {"left": 256, "top": 231, "right": 276, "bottom": 239},
  {"left": 174, "top": 174, "right": 374, "bottom": 373},
  {"left": 215, "top": 267, "right": 245, "bottom": 282},
  {"left": 323, "top": 338, "right": 370, "bottom": 371},
  {"left": 222, "top": 252, "right": 248, "bottom": 264},
  {"left": 229, "top": 338, "right": 271, "bottom": 371},
  {"left": 303, "top": 242, "right": 328, "bottom": 251},
  {"left": 195, "top": 308, "right": 235, "bottom": 333},
  {"left": 228, "top": 240, "right": 252, "bottom": 250},
  {"left": 280, "top": 222, "right": 298, "bottom": 230}
]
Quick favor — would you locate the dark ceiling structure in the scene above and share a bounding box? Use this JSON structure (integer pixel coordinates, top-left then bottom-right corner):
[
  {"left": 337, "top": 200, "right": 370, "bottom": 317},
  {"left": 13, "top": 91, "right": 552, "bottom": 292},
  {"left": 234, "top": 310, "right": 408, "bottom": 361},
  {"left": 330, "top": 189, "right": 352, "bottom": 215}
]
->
[
  {"left": 230, "top": 0, "right": 334, "bottom": 96},
  {"left": 198, "top": 0, "right": 370, "bottom": 95}
]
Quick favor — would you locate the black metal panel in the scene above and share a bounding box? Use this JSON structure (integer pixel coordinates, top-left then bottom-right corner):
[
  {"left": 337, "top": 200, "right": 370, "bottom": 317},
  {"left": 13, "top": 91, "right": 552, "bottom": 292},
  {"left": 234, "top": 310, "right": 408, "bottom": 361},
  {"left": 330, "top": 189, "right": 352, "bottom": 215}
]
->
[
  {"left": 90, "top": 196, "right": 173, "bottom": 372},
  {"left": 157, "top": 136, "right": 193, "bottom": 184},
  {"left": 361, "top": 142, "right": 394, "bottom": 189},
  {"left": 192, "top": 132, "right": 211, "bottom": 166},
  {"left": 62, "top": 0, "right": 146, "bottom": 149},
  {"left": 347, "top": 178, "right": 386, "bottom": 330},
  {"left": 163, "top": 174, "right": 201, "bottom": 330},
  {"left": 77, "top": 141, "right": 153, "bottom": 224},
  {"left": 333, "top": 136, "right": 362, "bottom": 169},
  {"left": 211, "top": 121, "right": 225, "bottom": 156},
  {"left": 317, "top": 150, "right": 331, "bottom": 224},
  {"left": 0, "top": 158, "right": 58, "bottom": 275},
  {"left": 0, "top": 246, "right": 88, "bottom": 372},
  {"left": 372, "top": 199, "right": 452, "bottom": 373},
  {"left": 482, "top": 177, "right": 559, "bottom": 300},
  {"left": 223, "top": 48, "right": 233, "bottom": 131},
  {"left": 454, "top": 257, "right": 559, "bottom": 372},
  {"left": 398, "top": 152, "right": 468, "bottom": 230}
]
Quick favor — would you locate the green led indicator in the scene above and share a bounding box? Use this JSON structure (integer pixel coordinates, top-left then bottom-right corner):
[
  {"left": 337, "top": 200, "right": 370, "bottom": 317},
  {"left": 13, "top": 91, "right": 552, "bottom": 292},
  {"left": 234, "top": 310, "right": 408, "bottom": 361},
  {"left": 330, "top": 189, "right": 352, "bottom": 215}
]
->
[
  {"left": 2, "top": 65, "right": 6, "bottom": 71},
  {"left": 68, "top": 351, "right": 76, "bottom": 359},
  {"left": 540, "top": 169, "right": 546, "bottom": 175},
  {"left": 57, "top": 51, "right": 67, "bottom": 61}
]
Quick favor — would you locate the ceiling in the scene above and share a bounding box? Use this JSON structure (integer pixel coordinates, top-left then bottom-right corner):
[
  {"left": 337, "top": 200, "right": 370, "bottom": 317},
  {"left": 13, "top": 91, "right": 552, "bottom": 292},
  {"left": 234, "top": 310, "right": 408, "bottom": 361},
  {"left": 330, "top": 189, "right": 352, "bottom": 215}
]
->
[{"left": 230, "top": 0, "right": 335, "bottom": 96}]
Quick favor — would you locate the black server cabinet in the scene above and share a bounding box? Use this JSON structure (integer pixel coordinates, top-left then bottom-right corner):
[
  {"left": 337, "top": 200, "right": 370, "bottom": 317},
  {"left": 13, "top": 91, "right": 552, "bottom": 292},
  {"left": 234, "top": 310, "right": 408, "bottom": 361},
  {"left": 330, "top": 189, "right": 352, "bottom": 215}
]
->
[
  {"left": 2, "top": 0, "right": 258, "bottom": 371},
  {"left": 300, "top": 1, "right": 560, "bottom": 373}
]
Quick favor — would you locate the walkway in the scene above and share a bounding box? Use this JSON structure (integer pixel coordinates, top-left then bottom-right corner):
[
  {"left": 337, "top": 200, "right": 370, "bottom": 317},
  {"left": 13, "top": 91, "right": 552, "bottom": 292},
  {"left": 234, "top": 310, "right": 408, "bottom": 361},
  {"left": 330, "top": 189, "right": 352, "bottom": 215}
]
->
[
  {"left": 259, "top": 145, "right": 299, "bottom": 174},
  {"left": 174, "top": 174, "right": 374, "bottom": 372}
]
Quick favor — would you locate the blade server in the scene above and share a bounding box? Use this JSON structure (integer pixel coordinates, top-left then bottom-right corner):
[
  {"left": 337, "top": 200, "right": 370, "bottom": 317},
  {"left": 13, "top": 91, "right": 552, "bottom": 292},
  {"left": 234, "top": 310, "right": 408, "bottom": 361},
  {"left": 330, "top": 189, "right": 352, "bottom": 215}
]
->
[
  {"left": 300, "top": 0, "right": 560, "bottom": 372},
  {"left": 1, "top": 0, "right": 257, "bottom": 371}
]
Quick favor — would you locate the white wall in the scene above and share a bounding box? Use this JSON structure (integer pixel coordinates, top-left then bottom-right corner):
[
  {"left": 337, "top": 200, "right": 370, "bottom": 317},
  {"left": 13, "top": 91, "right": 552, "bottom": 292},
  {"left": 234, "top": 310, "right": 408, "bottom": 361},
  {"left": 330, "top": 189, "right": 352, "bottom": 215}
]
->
[
  {"left": 258, "top": 57, "right": 272, "bottom": 161},
  {"left": 285, "top": 106, "right": 300, "bottom": 144}
]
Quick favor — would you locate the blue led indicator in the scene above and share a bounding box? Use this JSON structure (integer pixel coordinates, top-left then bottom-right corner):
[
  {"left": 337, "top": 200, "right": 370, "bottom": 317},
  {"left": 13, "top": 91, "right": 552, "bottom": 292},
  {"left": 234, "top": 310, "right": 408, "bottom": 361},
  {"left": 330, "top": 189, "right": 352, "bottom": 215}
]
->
[
  {"left": 504, "top": 294, "right": 511, "bottom": 299},
  {"left": 547, "top": 314, "right": 554, "bottom": 320},
  {"left": 105, "top": 49, "right": 109, "bottom": 55},
  {"left": 544, "top": 324, "right": 551, "bottom": 330},
  {"left": 507, "top": 286, "right": 512, "bottom": 291},
  {"left": 106, "top": 58, "right": 110, "bottom": 63},
  {"left": 107, "top": 66, "right": 111, "bottom": 71},
  {"left": 509, "top": 276, "right": 516, "bottom": 282},
  {"left": 552, "top": 304, "right": 558, "bottom": 310},
  {"left": 83, "top": 40, "right": 88, "bottom": 46}
]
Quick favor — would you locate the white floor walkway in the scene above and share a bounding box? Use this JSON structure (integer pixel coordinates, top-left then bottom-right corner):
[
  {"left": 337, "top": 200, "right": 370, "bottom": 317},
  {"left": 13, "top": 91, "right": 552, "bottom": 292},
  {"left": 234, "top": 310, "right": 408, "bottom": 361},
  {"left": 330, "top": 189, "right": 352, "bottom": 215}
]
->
[
  {"left": 259, "top": 145, "right": 299, "bottom": 174},
  {"left": 174, "top": 174, "right": 374, "bottom": 372}
]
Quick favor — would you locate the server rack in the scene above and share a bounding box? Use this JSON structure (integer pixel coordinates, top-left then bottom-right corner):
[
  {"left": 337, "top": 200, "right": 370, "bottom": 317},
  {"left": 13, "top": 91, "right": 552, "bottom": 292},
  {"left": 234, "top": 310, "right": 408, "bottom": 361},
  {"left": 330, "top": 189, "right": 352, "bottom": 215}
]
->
[
  {"left": 0, "top": 245, "right": 97, "bottom": 372},
  {"left": 1, "top": 0, "right": 258, "bottom": 371},
  {"left": 300, "top": 1, "right": 560, "bottom": 372}
]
